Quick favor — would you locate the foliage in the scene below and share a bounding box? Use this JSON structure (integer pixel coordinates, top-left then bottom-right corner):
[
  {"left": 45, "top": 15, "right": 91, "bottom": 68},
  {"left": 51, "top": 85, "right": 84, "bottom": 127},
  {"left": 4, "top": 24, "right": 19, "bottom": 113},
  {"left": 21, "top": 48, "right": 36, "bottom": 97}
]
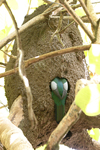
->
[
  {"left": 75, "top": 84, "right": 100, "bottom": 116},
  {"left": 0, "top": 24, "right": 12, "bottom": 40},
  {"left": 75, "top": 43, "right": 100, "bottom": 141},
  {"left": 88, "top": 44, "right": 100, "bottom": 75},
  {"left": 38, "top": 0, "right": 45, "bottom": 6},
  {"left": 7, "top": 0, "right": 18, "bottom": 10},
  {"left": 75, "top": 45, "right": 100, "bottom": 114},
  {"left": 75, "top": 7, "right": 85, "bottom": 17},
  {"left": 88, "top": 128, "right": 100, "bottom": 142}
]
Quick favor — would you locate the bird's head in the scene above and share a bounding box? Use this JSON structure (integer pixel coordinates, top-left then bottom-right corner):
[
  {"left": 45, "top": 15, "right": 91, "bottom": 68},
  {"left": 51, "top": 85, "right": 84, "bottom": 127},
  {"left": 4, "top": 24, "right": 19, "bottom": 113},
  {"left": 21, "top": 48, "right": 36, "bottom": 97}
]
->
[{"left": 50, "top": 77, "right": 70, "bottom": 100}]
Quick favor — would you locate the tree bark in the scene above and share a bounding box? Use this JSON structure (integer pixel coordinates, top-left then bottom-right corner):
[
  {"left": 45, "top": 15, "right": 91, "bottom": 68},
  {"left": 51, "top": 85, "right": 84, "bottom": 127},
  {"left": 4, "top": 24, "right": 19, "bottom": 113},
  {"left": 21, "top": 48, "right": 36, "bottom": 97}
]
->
[{"left": 0, "top": 113, "right": 34, "bottom": 150}]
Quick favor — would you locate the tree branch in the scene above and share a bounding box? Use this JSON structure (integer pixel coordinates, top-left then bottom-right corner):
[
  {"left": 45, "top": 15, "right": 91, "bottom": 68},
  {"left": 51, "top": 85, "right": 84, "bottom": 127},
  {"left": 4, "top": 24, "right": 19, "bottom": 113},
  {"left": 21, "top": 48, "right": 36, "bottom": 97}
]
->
[
  {"left": 8, "top": 95, "right": 24, "bottom": 127},
  {"left": 0, "top": 44, "right": 91, "bottom": 78},
  {"left": 95, "top": 19, "right": 100, "bottom": 44},
  {"left": 72, "top": 1, "right": 100, "bottom": 9},
  {"left": 0, "top": 62, "right": 6, "bottom": 66},
  {"left": 0, "top": 0, "right": 5, "bottom": 6},
  {"left": 83, "top": 0, "right": 98, "bottom": 23},
  {"left": 0, "top": 3, "right": 61, "bottom": 50},
  {"left": 45, "top": 102, "right": 81, "bottom": 150},
  {"left": 3, "top": 0, "right": 38, "bottom": 128},
  {"left": 0, "top": 104, "right": 7, "bottom": 109},
  {"left": 59, "top": 0, "right": 95, "bottom": 42},
  {"left": 1, "top": 9, "right": 100, "bottom": 49},
  {"left": 0, "top": 49, "right": 17, "bottom": 59},
  {"left": 49, "top": 12, "right": 100, "bottom": 23},
  {"left": 0, "top": 14, "right": 46, "bottom": 49},
  {"left": 0, "top": 113, "right": 34, "bottom": 150},
  {"left": 79, "top": 0, "right": 96, "bottom": 27},
  {"left": 26, "top": 0, "right": 32, "bottom": 15},
  {"left": 0, "top": 1, "right": 100, "bottom": 49},
  {"left": 3, "top": 1, "right": 20, "bottom": 49},
  {"left": 43, "top": 0, "right": 53, "bottom": 4}
]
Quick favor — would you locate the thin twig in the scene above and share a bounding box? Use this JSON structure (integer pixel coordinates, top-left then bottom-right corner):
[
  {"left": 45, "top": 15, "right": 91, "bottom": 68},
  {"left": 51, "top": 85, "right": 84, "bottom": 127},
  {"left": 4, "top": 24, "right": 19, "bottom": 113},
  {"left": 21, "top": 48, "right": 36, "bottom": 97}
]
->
[
  {"left": 92, "top": 1, "right": 100, "bottom": 4},
  {"left": 18, "top": 48, "right": 38, "bottom": 128},
  {"left": 0, "top": 100, "right": 8, "bottom": 109},
  {"left": 60, "top": 20, "right": 75, "bottom": 33},
  {"left": 3, "top": 41, "right": 14, "bottom": 62},
  {"left": 4, "top": 45, "right": 8, "bottom": 63},
  {"left": 27, "top": 0, "right": 32, "bottom": 15},
  {"left": 49, "top": 12, "right": 100, "bottom": 23},
  {"left": 0, "top": 0, "right": 5, "bottom": 6},
  {"left": 84, "top": 0, "right": 98, "bottom": 23},
  {"left": 1, "top": 6, "right": 100, "bottom": 49},
  {"left": 59, "top": 0, "right": 95, "bottom": 42},
  {"left": 0, "top": 1, "right": 100, "bottom": 49},
  {"left": 3, "top": 0, "right": 37, "bottom": 128},
  {"left": 0, "top": 5, "right": 59, "bottom": 49},
  {"left": 0, "top": 49, "right": 17, "bottom": 59},
  {"left": 0, "top": 104, "right": 8, "bottom": 109},
  {"left": 95, "top": 19, "right": 100, "bottom": 44},
  {"left": 79, "top": 0, "right": 96, "bottom": 27},
  {"left": 0, "top": 62, "right": 6, "bottom": 66},
  {"left": 43, "top": 0, "right": 53, "bottom": 4},
  {"left": 72, "top": 1, "right": 100, "bottom": 9},
  {"left": 83, "top": 0, "right": 98, "bottom": 36},
  {"left": 50, "top": 11, "right": 64, "bottom": 46},
  {"left": 0, "top": 66, "right": 5, "bottom": 68},
  {"left": 3, "top": 1, "right": 20, "bottom": 49},
  {"left": 72, "top": 3, "right": 81, "bottom": 9},
  {"left": 7, "top": 40, "right": 14, "bottom": 50},
  {"left": 43, "top": 2, "right": 61, "bottom": 15},
  {"left": 0, "top": 44, "right": 91, "bottom": 78}
]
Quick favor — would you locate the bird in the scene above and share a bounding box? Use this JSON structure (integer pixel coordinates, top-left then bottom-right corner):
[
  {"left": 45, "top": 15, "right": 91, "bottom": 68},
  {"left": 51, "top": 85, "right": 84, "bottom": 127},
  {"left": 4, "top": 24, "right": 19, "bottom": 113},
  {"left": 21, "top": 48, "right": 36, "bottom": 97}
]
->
[{"left": 50, "top": 77, "right": 69, "bottom": 123}]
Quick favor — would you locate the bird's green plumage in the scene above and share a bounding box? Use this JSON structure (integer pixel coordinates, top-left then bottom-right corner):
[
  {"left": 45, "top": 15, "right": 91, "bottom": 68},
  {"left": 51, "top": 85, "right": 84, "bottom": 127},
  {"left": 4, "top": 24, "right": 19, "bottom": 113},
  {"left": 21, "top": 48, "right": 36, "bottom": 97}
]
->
[
  {"left": 50, "top": 77, "right": 69, "bottom": 123},
  {"left": 57, "top": 81, "right": 63, "bottom": 97},
  {"left": 51, "top": 91, "right": 67, "bottom": 106}
]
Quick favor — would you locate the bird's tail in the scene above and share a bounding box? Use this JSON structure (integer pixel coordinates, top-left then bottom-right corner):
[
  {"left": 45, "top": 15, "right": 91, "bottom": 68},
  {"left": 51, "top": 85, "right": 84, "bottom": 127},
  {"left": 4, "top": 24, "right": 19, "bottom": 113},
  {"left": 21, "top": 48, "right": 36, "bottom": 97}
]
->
[{"left": 55, "top": 104, "right": 65, "bottom": 123}]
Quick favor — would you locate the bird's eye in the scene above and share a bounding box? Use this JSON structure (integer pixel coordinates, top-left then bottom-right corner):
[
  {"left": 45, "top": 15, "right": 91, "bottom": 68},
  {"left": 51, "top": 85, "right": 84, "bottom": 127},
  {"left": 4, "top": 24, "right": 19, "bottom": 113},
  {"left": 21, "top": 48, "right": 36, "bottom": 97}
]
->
[
  {"left": 63, "top": 82, "right": 68, "bottom": 91},
  {"left": 51, "top": 81, "right": 57, "bottom": 91}
]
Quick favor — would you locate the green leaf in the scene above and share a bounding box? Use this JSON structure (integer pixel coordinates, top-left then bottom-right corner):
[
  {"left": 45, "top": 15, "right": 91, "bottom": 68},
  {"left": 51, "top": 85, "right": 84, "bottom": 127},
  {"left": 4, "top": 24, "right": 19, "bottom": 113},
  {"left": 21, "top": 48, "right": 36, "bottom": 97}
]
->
[
  {"left": 88, "top": 128, "right": 100, "bottom": 142},
  {"left": 75, "top": 84, "right": 100, "bottom": 116},
  {"left": 38, "top": 0, "right": 45, "bottom": 6},
  {"left": 0, "top": 24, "right": 12, "bottom": 40},
  {"left": 0, "top": 30, "right": 5, "bottom": 40},
  {"left": 88, "top": 44, "right": 100, "bottom": 75},
  {"left": 75, "top": 8, "right": 85, "bottom": 17},
  {"left": 84, "top": 50, "right": 88, "bottom": 57},
  {"left": 7, "top": 0, "right": 18, "bottom": 10},
  {"left": 27, "top": 0, "right": 30, "bottom": 3},
  {"left": 5, "top": 24, "right": 13, "bottom": 36}
]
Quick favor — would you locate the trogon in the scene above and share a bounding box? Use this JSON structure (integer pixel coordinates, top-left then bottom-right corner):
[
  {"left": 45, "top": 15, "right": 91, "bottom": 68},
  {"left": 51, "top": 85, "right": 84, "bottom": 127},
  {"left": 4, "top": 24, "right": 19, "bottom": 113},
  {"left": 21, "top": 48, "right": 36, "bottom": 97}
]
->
[{"left": 50, "top": 77, "right": 69, "bottom": 123}]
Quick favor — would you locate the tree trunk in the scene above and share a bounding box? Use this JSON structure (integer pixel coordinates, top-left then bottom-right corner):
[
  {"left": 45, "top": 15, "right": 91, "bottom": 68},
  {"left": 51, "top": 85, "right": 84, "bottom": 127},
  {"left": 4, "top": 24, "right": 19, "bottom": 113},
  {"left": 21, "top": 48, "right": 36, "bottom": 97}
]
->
[{"left": 5, "top": 4, "right": 100, "bottom": 150}]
